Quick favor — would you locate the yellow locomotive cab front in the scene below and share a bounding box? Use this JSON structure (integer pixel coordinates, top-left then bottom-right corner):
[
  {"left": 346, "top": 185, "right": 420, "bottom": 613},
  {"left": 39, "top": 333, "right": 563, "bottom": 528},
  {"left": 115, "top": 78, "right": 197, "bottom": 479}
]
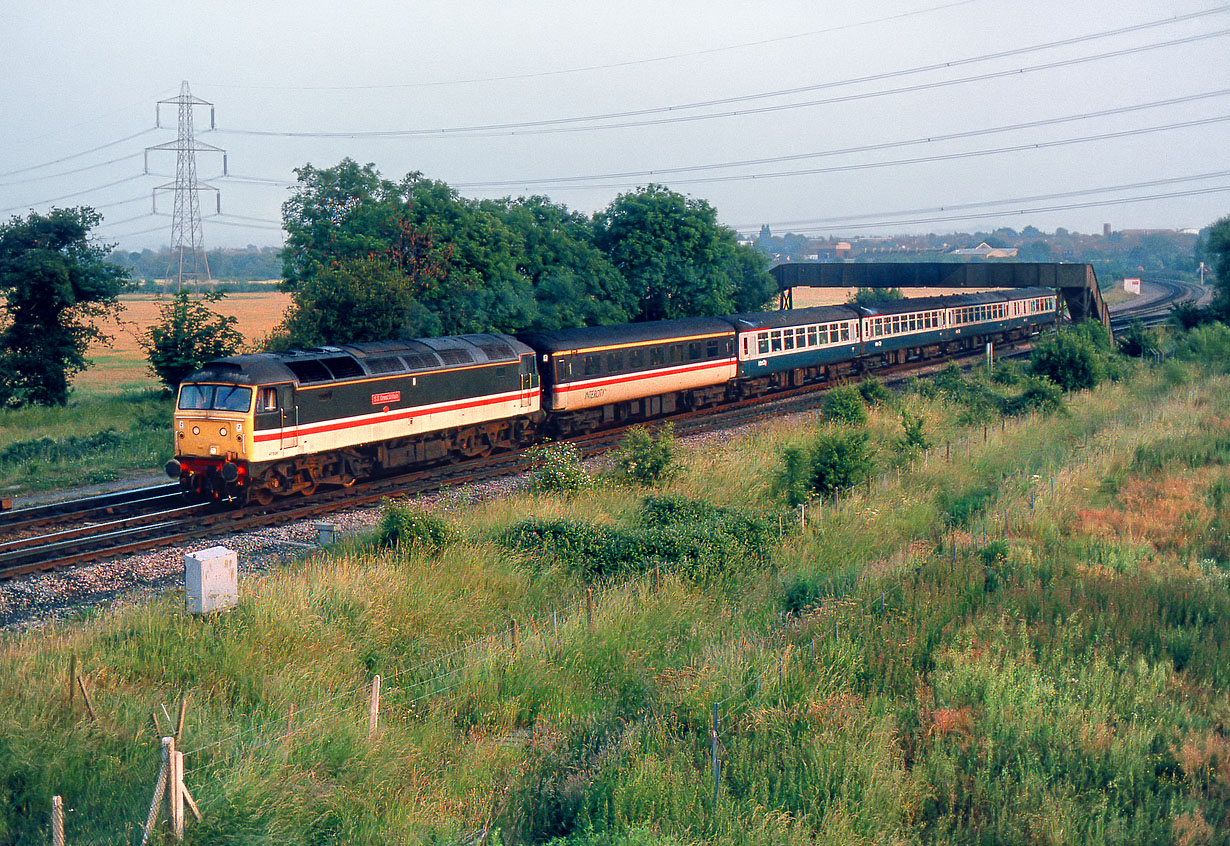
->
[{"left": 168, "top": 382, "right": 256, "bottom": 500}]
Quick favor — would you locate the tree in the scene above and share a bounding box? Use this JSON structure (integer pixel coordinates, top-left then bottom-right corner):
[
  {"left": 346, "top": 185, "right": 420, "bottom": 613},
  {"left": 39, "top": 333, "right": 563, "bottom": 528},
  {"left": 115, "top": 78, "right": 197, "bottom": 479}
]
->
[
  {"left": 277, "top": 160, "right": 541, "bottom": 344},
  {"left": 1029, "top": 323, "right": 1110, "bottom": 391},
  {"left": 142, "top": 290, "right": 244, "bottom": 391},
  {"left": 1203, "top": 215, "right": 1230, "bottom": 317},
  {"left": 592, "top": 184, "right": 773, "bottom": 321},
  {"left": 271, "top": 255, "right": 441, "bottom": 347},
  {"left": 486, "top": 195, "right": 630, "bottom": 329},
  {"left": 0, "top": 207, "right": 129, "bottom": 406}
]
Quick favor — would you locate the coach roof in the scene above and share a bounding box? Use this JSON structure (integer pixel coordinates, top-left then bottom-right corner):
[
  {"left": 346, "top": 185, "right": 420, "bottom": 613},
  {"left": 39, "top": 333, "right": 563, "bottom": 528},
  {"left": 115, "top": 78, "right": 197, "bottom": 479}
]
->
[
  {"left": 725, "top": 305, "right": 860, "bottom": 331},
  {"left": 519, "top": 317, "right": 734, "bottom": 354}
]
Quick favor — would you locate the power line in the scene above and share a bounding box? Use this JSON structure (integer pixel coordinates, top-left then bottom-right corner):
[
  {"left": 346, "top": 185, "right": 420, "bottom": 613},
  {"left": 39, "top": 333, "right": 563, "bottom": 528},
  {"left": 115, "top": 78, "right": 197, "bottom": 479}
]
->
[
  {"left": 197, "top": 0, "right": 980, "bottom": 91},
  {"left": 0, "top": 152, "right": 144, "bottom": 188},
  {"left": 515, "top": 114, "right": 1230, "bottom": 192},
  {"left": 755, "top": 184, "right": 1230, "bottom": 234},
  {"left": 453, "top": 88, "right": 1230, "bottom": 188},
  {"left": 0, "top": 128, "right": 156, "bottom": 179},
  {"left": 0, "top": 173, "right": 149, "bottom": 214},
  {"left": 737, "top": 169, "right": 1230, "bottom": 230},
  {"left": 214, "top": 19, "right": 1230, "bottom": 139}
]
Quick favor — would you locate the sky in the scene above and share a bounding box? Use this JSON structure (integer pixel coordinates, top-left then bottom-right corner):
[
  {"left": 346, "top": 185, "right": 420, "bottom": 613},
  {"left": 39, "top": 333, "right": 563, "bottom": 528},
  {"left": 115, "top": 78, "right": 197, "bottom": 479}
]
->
[{"left": 1, "top": 0, "right": 1228, "bottom": 252}]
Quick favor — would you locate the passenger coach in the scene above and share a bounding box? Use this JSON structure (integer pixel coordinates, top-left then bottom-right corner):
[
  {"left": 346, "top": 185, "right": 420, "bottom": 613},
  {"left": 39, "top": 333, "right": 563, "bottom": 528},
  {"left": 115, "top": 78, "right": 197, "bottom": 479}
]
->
[
  {"left": 726, "top": 305, "right": 861, "bottom": 392},
  {"left": 518, "top": 317, "right": 736, "bottom": 435}
]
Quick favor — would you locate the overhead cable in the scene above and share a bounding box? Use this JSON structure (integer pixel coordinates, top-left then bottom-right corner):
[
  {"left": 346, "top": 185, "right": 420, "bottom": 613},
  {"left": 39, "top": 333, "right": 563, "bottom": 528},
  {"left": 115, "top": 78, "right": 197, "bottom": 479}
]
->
[
  {"left": 453, "top": 88, "right": 1230, "bottom": 187},
  {"left": 214, "top": 19, "right": 1230, "bottom": 139},
  {"left": 755, "top": 184, "right": 1230, "bottom": 234},
  {"left": 197, "top": 0, "right": 980, "bottom": 90},
  {"left": 0, "top": 173, "right": 149, "bottom": 214},
  {"left": 736, "top": 169, "right": 1230, "bottom": 230},
  {"left": 0, "top": 128, "right": 156, "bottom": 179},
  {"left": 513, "top": 114, "right": 1230, "bottom": 192}
]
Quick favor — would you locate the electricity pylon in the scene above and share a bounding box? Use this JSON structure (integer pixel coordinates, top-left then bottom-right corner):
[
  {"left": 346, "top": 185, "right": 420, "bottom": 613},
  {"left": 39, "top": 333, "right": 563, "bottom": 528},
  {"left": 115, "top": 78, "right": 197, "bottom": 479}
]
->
[{"left": 144, "top": 81, "right": 227, "bottom": 289}]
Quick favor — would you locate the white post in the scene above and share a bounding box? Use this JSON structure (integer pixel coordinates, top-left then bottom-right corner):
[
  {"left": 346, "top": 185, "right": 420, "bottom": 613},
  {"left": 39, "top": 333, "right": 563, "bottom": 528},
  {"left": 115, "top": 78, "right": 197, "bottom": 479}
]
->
[
  {"left": 368, "top": 675, "right": 381, "bottom": 737},
  {"left": 170, "top": 746, "right": 184, "bottom": 841},
  {"left": 51, "top": 795, "right": 64, "bottom": 846}
]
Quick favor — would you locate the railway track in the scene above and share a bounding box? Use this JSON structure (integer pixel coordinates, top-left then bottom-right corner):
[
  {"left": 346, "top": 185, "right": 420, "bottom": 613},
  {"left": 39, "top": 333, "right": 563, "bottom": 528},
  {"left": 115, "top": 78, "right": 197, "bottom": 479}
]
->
[
  {"left": 3, "top": 277, "right": 1199, "bottom": 581},
  {"left": 0, "top": 345, "right": 985, "bottom": 578}
]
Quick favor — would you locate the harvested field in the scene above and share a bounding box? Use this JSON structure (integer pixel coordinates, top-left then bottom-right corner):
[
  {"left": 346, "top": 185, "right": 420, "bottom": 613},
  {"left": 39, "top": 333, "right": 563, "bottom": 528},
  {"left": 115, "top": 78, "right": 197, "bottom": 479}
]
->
[{"left": 77, "top": 290, "right": 291, "bottom": 391}]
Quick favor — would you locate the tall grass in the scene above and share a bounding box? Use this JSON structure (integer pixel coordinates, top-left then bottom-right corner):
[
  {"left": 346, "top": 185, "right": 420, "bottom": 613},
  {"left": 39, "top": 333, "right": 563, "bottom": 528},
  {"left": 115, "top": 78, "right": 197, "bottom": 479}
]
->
[{"left": 0, "top": 362, "right": 1227, "bottom": 843}]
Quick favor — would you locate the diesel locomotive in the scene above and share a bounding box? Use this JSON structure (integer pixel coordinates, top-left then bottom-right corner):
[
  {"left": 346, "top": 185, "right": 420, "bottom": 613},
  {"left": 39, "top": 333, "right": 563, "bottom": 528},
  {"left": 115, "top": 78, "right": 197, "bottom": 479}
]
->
[{"left": 167, "top": 287, "right": 1057, "bottom": 504}]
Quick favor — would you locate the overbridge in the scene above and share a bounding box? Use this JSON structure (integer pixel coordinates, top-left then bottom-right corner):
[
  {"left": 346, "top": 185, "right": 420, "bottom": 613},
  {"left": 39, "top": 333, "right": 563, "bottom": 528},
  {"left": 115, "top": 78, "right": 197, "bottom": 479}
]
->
[{"left": 770, "top": 262, "right": 1112, "bottom": 341}]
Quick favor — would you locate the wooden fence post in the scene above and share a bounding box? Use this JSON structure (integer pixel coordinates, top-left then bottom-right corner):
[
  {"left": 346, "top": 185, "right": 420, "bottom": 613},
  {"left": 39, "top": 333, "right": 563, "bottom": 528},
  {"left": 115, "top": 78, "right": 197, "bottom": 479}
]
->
[
  {"left": 653, "top": 562, "right": 661, "bottom": 594},
  {"left": 68, "top": 653, "right": 76, "bottom": 710},
  {"left": 368, "top": 675, "right": 381, "bottom": 738},
  {"left": 175, "top": 694, "right": 188, "bottom": 742},
  {"left": 51, "top": 795, "right": 64, "bottom": 846},
  {"left": 75, "top": 676, "right": 97, "bottom": 723}
]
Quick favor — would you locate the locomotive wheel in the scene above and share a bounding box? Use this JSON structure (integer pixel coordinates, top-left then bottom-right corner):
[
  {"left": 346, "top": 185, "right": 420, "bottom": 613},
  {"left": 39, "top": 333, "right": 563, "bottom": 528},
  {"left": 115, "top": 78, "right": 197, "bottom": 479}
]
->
[{"left": 253, "top": 487, "right": 275, "bottom": 506}]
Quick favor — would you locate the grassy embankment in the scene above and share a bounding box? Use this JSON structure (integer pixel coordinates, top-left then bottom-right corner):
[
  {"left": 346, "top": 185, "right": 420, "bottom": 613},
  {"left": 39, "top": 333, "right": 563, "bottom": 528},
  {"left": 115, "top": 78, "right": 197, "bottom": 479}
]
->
[
  {"left": 0, "top": 352, "right": 1228, "bottom": 844},
  {"left": 0, "top": 291, "right": 288, "bottom": 497}
]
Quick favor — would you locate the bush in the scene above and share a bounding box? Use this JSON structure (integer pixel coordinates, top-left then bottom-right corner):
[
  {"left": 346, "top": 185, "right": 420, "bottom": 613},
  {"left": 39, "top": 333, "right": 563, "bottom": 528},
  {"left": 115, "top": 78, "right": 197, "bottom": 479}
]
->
[
  {"left": 1029, "top": 323, "right": 1111, "bottom": 391},
  {"left": 375, "top": 504, "right": 457, "bottom": 555},
  {"left": 613, "top": 424, "right": 678, "bottom": 486},
  {"left": 777, "top": 427, "right": 876, "bottom": 504},
  {"left": 528, "top": 441, "right": 590, "bottom": 494},
  {"left": 141, "top": 290, "right": 244, "bottom": 392},
  {"left": 858, "top": 376, "right": 893, "bottom": 407},
  {"left": 1117, "top": 320, "right": 1159, "bottom": 358},
  {"left": 822, "top": 385, "right": 868, "bottom": 425},
  {"left": 1003, "top": 376, "right": 1066, "bottom": 417},
  {"left": 499, "top": 495, "right": 778, "bottom": 582},
  {"left": 897, "top": 410, "right": 932, "bottom": 457},
  {"left": 1170, "top": 322, "right": 1230, "bottom": 373}
]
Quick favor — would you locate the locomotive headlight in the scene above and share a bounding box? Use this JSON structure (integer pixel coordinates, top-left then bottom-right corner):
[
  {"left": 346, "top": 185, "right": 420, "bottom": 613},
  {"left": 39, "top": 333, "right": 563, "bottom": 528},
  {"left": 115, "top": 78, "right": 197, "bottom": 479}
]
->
[
  {"left": 192, "top": 426, "right": 200, "bottom": 435},
  {"left": 219, "top": 426, "right": 228, "bottom": 436}
]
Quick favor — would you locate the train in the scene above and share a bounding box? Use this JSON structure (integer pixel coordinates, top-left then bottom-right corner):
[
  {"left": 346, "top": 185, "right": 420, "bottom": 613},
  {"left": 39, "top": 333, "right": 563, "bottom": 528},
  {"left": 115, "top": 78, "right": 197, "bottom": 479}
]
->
[{"left": 166, "top": 286, "right": 1058, "bottom": 504}]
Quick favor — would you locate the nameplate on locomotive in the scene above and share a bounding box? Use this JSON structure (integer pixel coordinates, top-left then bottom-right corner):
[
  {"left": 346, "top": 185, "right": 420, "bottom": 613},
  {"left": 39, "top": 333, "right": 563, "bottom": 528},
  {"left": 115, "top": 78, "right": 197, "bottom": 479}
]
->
[{"left": 371, "top": 391, "right": 401, "bottom": 405}]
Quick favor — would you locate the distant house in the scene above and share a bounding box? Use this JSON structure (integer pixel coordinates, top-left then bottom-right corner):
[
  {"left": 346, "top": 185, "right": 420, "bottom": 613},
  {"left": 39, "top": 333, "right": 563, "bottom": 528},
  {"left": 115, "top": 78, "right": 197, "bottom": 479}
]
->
[{"left": 949, "top": 242, "right": 1019, "bottom": 259}]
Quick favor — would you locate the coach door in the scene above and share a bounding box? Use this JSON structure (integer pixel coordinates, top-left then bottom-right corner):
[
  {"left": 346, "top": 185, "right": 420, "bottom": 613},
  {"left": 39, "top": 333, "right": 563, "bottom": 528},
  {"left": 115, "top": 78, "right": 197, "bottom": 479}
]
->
[
  {"left": 519, "top": 354, "right": 534, "bottom": 408},
  {"left": 278, "top": 386, "right": 298, "bottom": 449}
]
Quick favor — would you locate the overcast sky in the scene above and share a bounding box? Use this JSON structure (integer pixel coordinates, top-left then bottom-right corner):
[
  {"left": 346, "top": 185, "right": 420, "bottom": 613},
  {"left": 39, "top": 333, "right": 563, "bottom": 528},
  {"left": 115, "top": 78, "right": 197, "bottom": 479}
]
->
[{"left": 1, "top": 0, "right": 1227, "bottom": 251}]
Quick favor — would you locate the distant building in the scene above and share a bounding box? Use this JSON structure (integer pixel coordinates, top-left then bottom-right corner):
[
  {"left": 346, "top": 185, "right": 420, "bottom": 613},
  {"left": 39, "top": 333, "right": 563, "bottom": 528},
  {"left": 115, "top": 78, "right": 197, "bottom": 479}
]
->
[{"left": 949, "top": 242, "right": 1019, "bottom": 259}]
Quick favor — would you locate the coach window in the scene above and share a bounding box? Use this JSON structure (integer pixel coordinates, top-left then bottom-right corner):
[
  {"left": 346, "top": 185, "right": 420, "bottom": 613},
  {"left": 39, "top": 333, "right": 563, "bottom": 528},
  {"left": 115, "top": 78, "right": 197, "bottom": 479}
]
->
[
  {"left": 805, "top": 326, "right": 816, "bottom": 346},
  {"left": 584, "top": 355, "right": 600, "bottom": 376},
  {"left": 650, "top": 346, "right": 664, "bottom": 367},
  {"left": 783, "top": 330, "right": 795, "bottom": 351},
  {"left": 608, "top": 351, "right": 623, "bottom": 372},
  {"left": 629, "top": 348, "right": 645, "bottom": 370},
  {"left": 707, "top": 339, "right": 720, "bottom": 358},
  {"left": 757, "top": 333, "right": 769, "bottom": 355},
  {"left": 668, "top": 345, "right": 682, "bottom": 364},
  {"left": 840, "top": 323, "right": 851, "bottom": 342},
  {"left": 688, "top": 342, "right": 702, "bottom": 361},
  {"left": 771, "top": 330, "right": 783, "bottom": 352}
]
